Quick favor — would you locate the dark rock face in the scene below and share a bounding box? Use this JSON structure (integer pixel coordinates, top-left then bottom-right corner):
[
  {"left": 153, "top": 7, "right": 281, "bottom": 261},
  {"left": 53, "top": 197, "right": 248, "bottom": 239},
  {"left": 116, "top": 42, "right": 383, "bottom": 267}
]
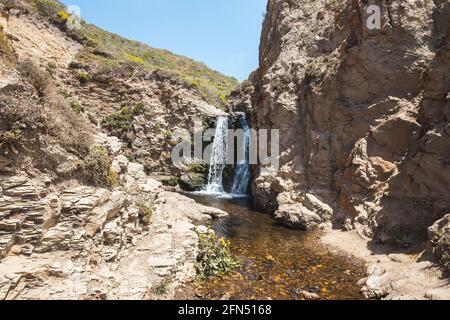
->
[
  {"left": 179, "top": 173, "right": 207, "bottom": 191},
  {"left": 236, "top": 0, "right": 450, "bottom": 247}
]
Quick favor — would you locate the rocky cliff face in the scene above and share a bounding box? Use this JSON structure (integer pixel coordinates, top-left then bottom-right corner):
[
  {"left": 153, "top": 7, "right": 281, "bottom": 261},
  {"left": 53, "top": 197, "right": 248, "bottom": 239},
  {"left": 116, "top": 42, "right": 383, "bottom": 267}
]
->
[
  {"left": 0, "top": 0, "right": 234, "bottom": 176},
  {"left": 238, "top": 0, "right": 449, "bottom": 251},
  {"left": 0, "top": 0, "right": 232, "bottom": 299}
]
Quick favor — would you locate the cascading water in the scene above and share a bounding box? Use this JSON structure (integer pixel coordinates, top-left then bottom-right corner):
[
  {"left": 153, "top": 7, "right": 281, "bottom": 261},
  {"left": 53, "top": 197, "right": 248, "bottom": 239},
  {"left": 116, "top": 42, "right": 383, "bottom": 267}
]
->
[
  {"left": 204, "top": 116, "right": 229, "bottom": 193},
  {"left": 231, "top": 113, "right": 251, "bottom": 195}
]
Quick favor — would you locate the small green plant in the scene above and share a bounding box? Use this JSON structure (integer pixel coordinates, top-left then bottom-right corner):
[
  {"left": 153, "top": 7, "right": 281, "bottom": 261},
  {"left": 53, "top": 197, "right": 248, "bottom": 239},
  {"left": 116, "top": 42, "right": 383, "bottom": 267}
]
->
[
  {"left": 32, "top": 0, "right": 64, "bottom": 18},
  {"left": 107, "top": 168, "right": 119, "bottom": 187},
  {"left": 138, "top": 202, "right": 154, "bottom": 225},
  {"left": 395, "top": 233, "right": 414, "bottom": 248},
  {"left": 18, "top": 61, "right": 50, "bottom": 97},
  {"left": 0, "top": 26, "right": 12, "bottom": 57},
  {"left": 83, "top": 145, "right": 114, "bottom": 187},
  {"left": 46, "top": 61, "right": 57, "bottom": 74},
  {"left": 102, "top": 104, "right": 145, "bottom": 133},
  {"left": 190, "top": 80, "right": 200, "bottom": 88},
  {"left": 0, "top": 130, "right": 23, "bottom": 150},
  {"left": 88, "top": 113, "right": 98, "bottom": 125},
  {"left": 76, "top": 71, "right": 91, "bottom": 85},
  {"left": 305, "top": 58, "right": 328, "bottom": 84},
  {"left": 187, "top": 163, "right": 207, "bottom": 174},
  {"left": 196, "top": 232, "right": 240, "bottom": 278},
  {"left": 150, "top": 280, "right": 169, "bottom": 296},
  {"left": 162, "top": 176, "right": 180, "bottom": 187},
  {"left": 219, "top": 93, "right": 228, "bottom": 105},
  {"left": 70, "top": 101, "right": 85, "bottom": 114}
]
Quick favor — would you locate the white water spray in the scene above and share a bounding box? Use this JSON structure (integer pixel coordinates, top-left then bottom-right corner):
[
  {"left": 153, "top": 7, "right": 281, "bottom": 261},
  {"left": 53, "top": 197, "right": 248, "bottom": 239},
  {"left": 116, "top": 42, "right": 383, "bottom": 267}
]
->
[
  {"left": 204, "top": 116, "right": 229, "bottom": 193},
  {"left": 231, "top": 113, "right": 251, "bottom": 195}
]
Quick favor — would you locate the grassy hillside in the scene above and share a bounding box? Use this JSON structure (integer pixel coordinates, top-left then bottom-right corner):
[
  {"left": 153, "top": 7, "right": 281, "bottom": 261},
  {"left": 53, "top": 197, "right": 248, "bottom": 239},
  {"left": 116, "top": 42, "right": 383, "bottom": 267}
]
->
[{"left": 28, "top": 0, "right": 238, "bottom": 107}]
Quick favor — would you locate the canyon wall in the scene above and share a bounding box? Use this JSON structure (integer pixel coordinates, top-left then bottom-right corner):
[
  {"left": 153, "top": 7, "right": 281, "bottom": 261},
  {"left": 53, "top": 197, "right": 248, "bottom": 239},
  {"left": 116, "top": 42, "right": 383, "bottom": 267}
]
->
[
  {"left": 0, "top": 0, "right": 231, "bottom": 298},
  {"left": 237, "top": 0, "right": 450, "bottom": 248}
]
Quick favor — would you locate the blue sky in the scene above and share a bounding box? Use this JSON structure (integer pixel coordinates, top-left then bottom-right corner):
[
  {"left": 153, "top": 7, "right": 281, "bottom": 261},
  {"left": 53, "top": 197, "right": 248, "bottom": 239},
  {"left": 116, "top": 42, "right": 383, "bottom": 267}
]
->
[{"left": 61, "top": 0, "right": 267, "bottom": 80}]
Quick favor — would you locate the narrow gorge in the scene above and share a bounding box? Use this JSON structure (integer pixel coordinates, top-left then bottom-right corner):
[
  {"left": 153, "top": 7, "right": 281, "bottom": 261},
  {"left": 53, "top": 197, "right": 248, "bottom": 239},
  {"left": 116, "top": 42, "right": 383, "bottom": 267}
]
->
[{"left": 0, "top": 0, "right": 449, "bottom": 301}]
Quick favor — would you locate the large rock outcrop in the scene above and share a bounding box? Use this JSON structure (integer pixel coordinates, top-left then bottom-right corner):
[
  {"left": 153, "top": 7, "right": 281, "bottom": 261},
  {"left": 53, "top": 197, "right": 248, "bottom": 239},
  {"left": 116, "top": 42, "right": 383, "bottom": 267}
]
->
[
  {"left": 0, "top": 0, "right": 232, "bottom": 300},
  {"left": 237, "top": 0, "right": 450, "bottom": 247},
  {"left": 0, "top": 136, "right": 227, "bottom": 299}
]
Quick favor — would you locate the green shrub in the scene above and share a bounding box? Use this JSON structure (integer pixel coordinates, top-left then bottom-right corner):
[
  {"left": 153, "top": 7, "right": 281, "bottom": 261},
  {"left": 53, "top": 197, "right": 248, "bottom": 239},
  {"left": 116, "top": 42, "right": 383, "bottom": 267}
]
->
[
  {"left": 46, "top": 61, "right": 58, "bottom": 74},
  {"left": 31, "top": 0, "right": 64, "bottom": 18},
  {"left": 138, "top": 202, "right": 154, "bottom": 225},
  {"left": 102, "top": 104, "right": 145, "bottom": 133},
  {"left": 83, "top": 145, "right": 114, "bottom": 187},
  {"left": 196, "top": 232, "right": 240, "bottom": 278},
  {"left": 71, "top": 101, "right": 85, "bottom": 114},
  {"left": 88, "top": 113, "right": 98, "bottom": 125},
  {"left": 0, "top": 26, "right": 13, "bottom": 58},
  {"left": 18, "top": 61, "right": 50, "bottom": 97},
  {"left": 162, "top": 176, "right": 180, "bottom": 187},
  {"left": 190, "top": 80, "right": 200, "bottom": 88},
  {"left": 187, "top": 163, "right": 207, "bottom": 174},
  {"left": 76, "top": 71, "right": 91, "bottom": 85},
  {"left": 150, "top": 280, "right": 169, "bottom": 296},
  {"left": 107, "top": 169, "right": 119, "bottom": 187},
  {"left": 0, "top": 130, "right": 23, "bottom": 150},
  {"left": 304, "top": 58, "right": 328, "bottom": 84},
  {"left": 325, "top": 0, "right": 339, "bottom": 10}
]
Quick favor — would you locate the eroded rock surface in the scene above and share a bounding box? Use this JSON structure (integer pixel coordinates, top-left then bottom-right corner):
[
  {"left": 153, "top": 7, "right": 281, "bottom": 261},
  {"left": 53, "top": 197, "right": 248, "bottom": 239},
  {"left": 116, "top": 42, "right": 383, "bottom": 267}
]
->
[
  {"left": 0, "top": 162, "right": 226, "bottom": 300},
  {"left": 236, "top": 0, "right": 450, "bottom": 256},
  {"left": 429, "top": 214, "right": 450, "bottom": 273}
]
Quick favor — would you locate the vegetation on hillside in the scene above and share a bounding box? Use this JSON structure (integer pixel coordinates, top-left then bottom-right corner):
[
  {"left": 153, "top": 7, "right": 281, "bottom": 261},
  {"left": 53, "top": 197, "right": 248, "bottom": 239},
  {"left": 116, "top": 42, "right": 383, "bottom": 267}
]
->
[
  {"left": 28, "top": 0, "right": 239, "bottom": 108},
  {"left": 82, "top": 145, "right": 118, "bottom": 187}
]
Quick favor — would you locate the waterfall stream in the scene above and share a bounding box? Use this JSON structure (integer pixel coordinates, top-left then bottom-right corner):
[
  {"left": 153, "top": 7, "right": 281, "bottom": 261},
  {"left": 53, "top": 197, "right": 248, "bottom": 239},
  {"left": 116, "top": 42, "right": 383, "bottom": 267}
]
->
[
  {"left": 204, "top": 116, "right": 229, "bottom": 193},
  {"left": 231, "top": 113, "right": 251, "bottom": 195},
  {"left": 203, "top": 114, "right": 250, "bottom": 196}
]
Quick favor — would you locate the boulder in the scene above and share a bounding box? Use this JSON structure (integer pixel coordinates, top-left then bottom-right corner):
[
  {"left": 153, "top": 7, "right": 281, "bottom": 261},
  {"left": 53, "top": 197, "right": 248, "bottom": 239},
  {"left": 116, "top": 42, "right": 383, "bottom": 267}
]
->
[
  {"left": 274, "top": 192, "right": 333, "bottom": 230},
  {"left": 275, "top": 202, "right": 322, "bottom": 230},
  {"left": 111, "top": 155, "right": 129, "bottom": 174},
  {"left": 154, "top": 191, "right": 227, "bottom": 223},
  {"left": 179, "top": 173, "right": 207, "bottom": 191},
  {"left": 428, "top": 214, "right": 450, "bottom": 272}
]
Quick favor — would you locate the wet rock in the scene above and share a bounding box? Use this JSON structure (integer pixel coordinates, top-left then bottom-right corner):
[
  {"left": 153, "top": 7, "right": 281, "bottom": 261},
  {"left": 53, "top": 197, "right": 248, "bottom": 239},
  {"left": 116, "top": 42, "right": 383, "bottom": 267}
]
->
[
  {"left": 179, "top": 173, "right": 207, "bottom": 191},
  {"left": 300, "top": 290, "right": 320, "bottom": 300}
]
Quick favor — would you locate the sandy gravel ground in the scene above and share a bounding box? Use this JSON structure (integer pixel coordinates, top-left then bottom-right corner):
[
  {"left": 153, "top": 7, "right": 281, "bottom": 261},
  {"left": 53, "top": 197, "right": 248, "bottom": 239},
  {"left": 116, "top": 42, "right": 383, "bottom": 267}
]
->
[{"left": 320, "top": 227, "right": 450, "bottom": 300}]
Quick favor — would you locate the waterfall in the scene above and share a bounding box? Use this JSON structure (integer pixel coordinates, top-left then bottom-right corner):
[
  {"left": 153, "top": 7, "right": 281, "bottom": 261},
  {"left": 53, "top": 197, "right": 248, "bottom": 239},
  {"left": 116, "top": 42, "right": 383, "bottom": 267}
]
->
[
  {"left": 203, "top": 114, "right": 251, "bottom": 196},
  {"left": 204, "top": 116, "right": 229, "bottom": 193},
  {"left": 231, "top": 113, "right": 251, "bottom": 195}
]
